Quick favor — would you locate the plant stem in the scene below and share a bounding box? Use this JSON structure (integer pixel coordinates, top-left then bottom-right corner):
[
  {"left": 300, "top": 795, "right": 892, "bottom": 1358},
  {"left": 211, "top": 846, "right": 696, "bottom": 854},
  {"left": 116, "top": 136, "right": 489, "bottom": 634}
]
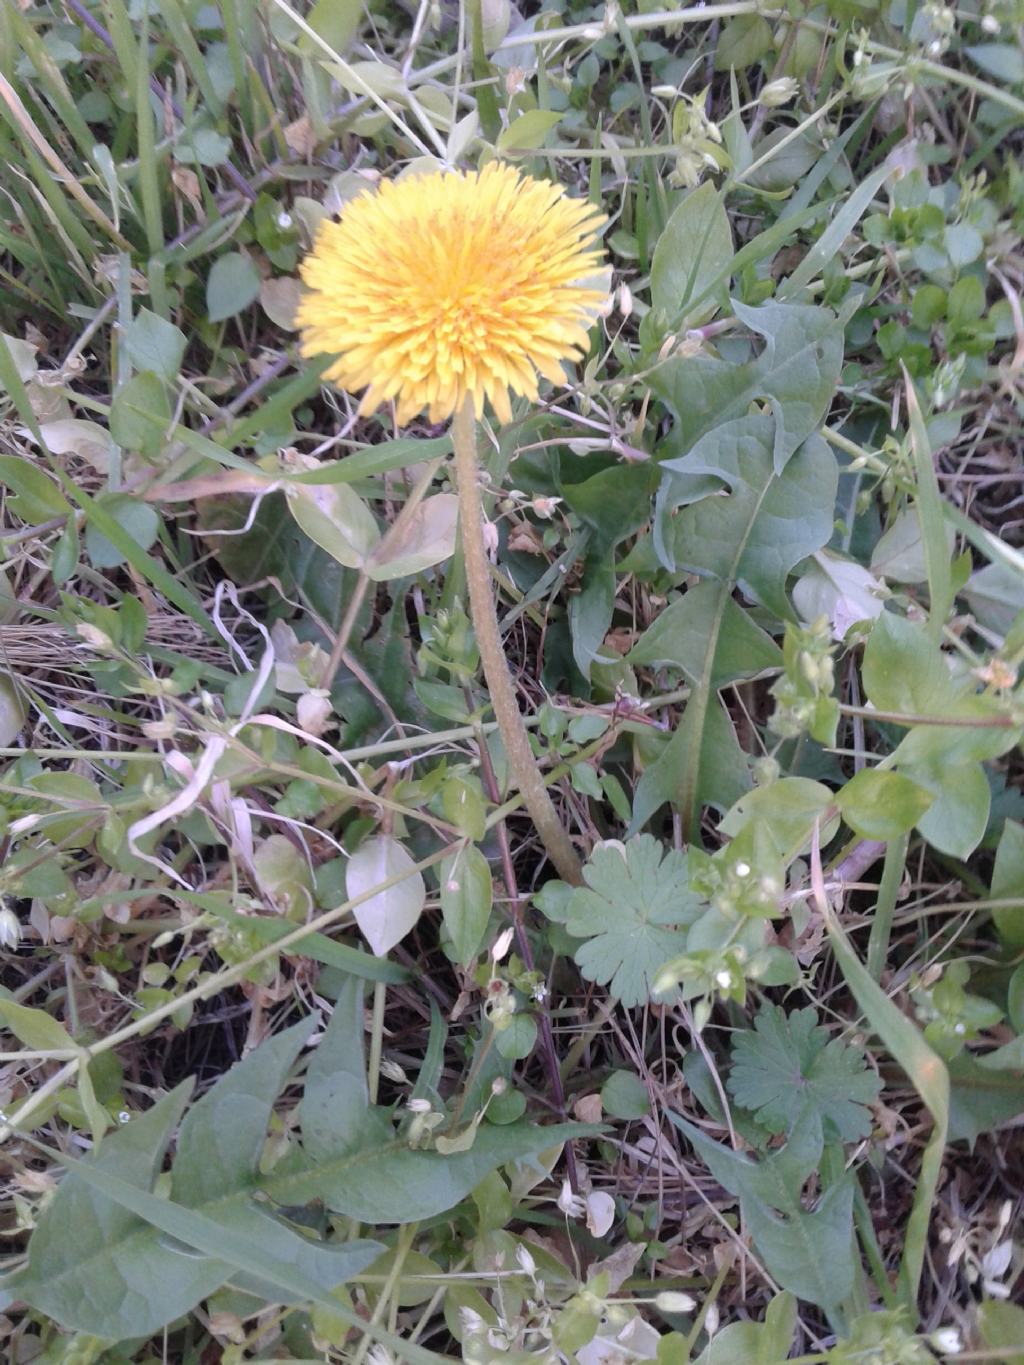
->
[
  {"left": 469, "top": 692, "right": 579, "bottom": 1190},
  {"left": 367, "top": 980, "right": 387, "bottom": 1104},
  {"left": 866, "top": 835, "right": 908, "bottom": 982},
  {"left": 451, "top": 399, "right": 583, "bottom": 886}
]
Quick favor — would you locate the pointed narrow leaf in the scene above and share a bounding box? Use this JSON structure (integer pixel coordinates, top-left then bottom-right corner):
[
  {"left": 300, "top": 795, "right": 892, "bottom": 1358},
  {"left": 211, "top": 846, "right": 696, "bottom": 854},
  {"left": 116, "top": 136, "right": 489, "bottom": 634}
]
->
[
  {"left": 300, "top": 978, "right": 390, "bottom": 1160},
  {"left": 173, "top": 1018, "right": 315, "bottom": 1206}
]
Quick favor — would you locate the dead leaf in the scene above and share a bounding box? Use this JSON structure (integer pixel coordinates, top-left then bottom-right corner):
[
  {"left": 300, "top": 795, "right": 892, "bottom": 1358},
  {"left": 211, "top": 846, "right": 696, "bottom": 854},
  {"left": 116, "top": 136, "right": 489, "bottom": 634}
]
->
[
  {"left": 171, "top": 162, "right": 203, "bottom": 213},
  {"left": 574, "top": 1093, "right": 603, "bottom": 1124},
  {"left": 260, "top": 276, "right": 302, "bottom": 331},
  {"left": 33, "top": 419, "right": 109, "bottom": 471},
  {"left": 603, "top": 628, "right": 635, "bottom": 655},
  {"left": 507, "top": 522, "right": 544, "bottom": 554},
  {"left": 284, "top": 114, "right": 317, "bottom": 158}
]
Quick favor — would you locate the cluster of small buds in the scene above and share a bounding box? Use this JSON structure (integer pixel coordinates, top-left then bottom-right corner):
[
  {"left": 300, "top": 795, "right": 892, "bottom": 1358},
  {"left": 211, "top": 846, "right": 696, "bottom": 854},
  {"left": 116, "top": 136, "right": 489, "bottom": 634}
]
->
[
  {"left": 654, "top": 945, "right": 751, "bottom": 1024},
  {"left": 770, "top": 616, "right": 837, "bottom": 739},
  {"left": 581, "top": 0, "right": 620, "bottom": 41},
  {"left": 921, "top": 2, "right": 956, "bottom": 55},
  {"left": 974, "top": 657, "right": 1018, "bottom": 692},
  {"left": 929, "top": 352, "right": 966, "bottom": 409},
  {"left": 669, "top": 90, "right": 724, "bottom": 189},
  {"left": 484, "top": 976, "right": 516, "bottom": 1030}
]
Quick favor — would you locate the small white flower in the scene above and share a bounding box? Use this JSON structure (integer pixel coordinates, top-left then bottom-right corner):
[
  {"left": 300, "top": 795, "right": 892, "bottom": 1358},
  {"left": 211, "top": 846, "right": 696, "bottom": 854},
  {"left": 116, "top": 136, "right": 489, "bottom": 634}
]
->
[
  {"left": 557, "top": 1177, "right": 586, "bottom": 1218},
  {"left": 981, "top": 13, "right": 1000, "bottom": 32},
  {"left": 407, "top": 1097, "right": 433, "bottom": 1114},
  {"left": 734, "top": 861, "right": 751, "bottom": 878},
  {"left": 930, "top": 1327, "right": 962, "bottom": 1354},
  {"left": 277, "top": 211, "right": 293, "bottom": 229},
  {"left": 704, "top": 1302, "right": 720, "bottom": 1338},
  {"left": 715, "top": 970, "right": 733, "bottom": 990},
  {"left": 516, "top": 1243, "right": 536, "bottom": 1276}
]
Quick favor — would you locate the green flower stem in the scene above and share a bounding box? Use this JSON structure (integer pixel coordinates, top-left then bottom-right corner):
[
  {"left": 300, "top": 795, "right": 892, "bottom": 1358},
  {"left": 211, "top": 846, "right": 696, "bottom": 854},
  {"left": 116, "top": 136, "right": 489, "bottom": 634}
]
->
[{"left": 451, "top": 399, "right": 583, "bottom": 886}]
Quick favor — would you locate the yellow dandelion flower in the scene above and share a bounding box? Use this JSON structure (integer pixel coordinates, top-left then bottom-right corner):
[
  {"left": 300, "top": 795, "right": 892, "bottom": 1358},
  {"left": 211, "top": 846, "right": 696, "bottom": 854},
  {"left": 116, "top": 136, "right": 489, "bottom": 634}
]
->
[{"left": 297, "top": 162, "right": 607, "bottom": 426}]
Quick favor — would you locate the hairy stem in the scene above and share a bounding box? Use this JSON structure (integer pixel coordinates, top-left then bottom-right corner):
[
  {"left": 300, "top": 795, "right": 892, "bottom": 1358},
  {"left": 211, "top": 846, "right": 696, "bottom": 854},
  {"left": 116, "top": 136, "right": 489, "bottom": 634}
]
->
[{"left": 451, "top": 399, "right": 583, "bottom": 886}]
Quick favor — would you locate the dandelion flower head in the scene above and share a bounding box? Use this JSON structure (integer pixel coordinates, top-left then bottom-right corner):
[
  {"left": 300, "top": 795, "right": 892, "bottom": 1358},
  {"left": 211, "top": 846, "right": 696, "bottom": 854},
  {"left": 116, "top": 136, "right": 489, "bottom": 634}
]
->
[{"left": 297, "top": 162, "right": 607, "bottom": 426}]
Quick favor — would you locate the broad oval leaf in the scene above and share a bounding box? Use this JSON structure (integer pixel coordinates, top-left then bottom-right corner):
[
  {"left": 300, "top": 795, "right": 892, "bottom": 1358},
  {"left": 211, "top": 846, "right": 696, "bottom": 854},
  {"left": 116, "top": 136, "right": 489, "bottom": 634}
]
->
[
  {"left": 286, "top": 480, "right": 380, "bottom": 569},
  {"left": 835, "top": 768, "right": 933, "bottom": 842},
  {"left": 366, "top": 493, "right": 459, "bottom": 581},
  {"left": 0, "top": 999, "right": 75, "bottom": 1052},
  {"left": 440, "top": 845, "right": 492, "bottom": 966},
  {"left": 206, "top": 251, "right": 261, "bottom": 322},
  {"left": 34, "top": 419, "right": 110, "bottom": 471},
  {"left": 650, "top": 181, "right": 733, "bottom": 325},
  {"left": 348, "top": 834, "right": 426, "bottom": 956},
  {"left": 496, "top": 109, "right": 561, "bottom": 154}
]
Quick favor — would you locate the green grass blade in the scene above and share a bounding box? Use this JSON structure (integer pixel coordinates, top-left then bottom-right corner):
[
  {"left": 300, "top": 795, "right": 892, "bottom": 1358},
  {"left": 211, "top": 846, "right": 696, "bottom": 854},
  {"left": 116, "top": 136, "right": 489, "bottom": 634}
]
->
[
  {"left": 903, "top": 366, "right": 955, "bottom": 642},
  {"left": 818, "top": 851, "right": 949, "bottom": 1318}
]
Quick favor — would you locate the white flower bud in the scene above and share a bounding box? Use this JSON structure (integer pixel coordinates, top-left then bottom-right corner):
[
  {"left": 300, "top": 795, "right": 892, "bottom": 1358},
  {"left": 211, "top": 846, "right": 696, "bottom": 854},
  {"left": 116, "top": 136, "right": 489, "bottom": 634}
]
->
[
  {"left": 142, "top": 716, "right": 178, "bottom": 741},
  {"left": 759, "top": 77, "right": 799, "bottom": 107},
  {"left": 764, "top": 77, "right": 802, "bottom": 106},
  {"left": 0, "top": 908, "right": 21, "bottom": 949},
  {"left": 557, "top": 1177, "right": 586, "bottom": 1217},
  {"left": 617, "top": 282, "right": 633, "bottom": 318},
  {"left": 654, "top": 1291, "right": 697, "bottom": 1313},
  {"left": 76, "top": 622, "right": 112, "bottom": 650},
  {"left": 491, "top": 926, "right": 515, "bottom": 962}
]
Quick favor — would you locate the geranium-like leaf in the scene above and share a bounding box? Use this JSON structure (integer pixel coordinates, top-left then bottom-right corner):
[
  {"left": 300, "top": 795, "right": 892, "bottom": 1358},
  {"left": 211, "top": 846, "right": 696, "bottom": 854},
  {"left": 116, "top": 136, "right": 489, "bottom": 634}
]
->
[
  {"left": 565, "top": 835, "right": 704, "bottom": 1006},
  {"left": 727, "top": 1004, "right": 881, "bottom": 1142}
]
